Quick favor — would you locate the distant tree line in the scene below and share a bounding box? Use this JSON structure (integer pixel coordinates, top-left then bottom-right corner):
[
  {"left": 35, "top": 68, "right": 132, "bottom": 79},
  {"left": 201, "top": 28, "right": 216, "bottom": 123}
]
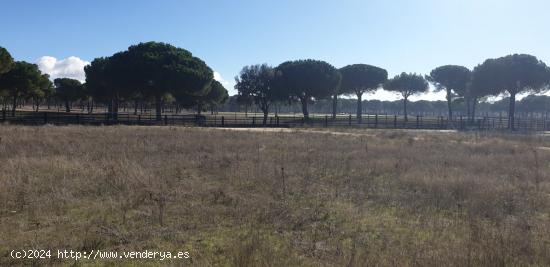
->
[
  {"left": 235, "top": 55, "right": 550, "bottom": 129},
  {"left": 0, "top": 43, "right": 229, "bottom": 120},
  {"left": 220, "top": 94, "right": 550, "bottom": 118},
  {"left": 2, "top": 43, "right": 550, "bottom": 129}
]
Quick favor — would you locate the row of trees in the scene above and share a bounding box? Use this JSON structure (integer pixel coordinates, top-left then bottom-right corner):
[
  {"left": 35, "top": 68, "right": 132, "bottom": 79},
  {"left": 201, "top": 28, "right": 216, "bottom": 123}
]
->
[
  {"left": 221, "top": 94, "right": 550, "bottom": 118},
  {"left": 0, "top": 47, "right": 53, "bottom": 115},
  {"left": 3, "top": 43, "right": 550, "bottom": 129},
  {"left": 236, "top": 55, "right": 550, "bottom": 129},
  {"left": 0, "top": 43, "right": 229, "bottom": 119}
]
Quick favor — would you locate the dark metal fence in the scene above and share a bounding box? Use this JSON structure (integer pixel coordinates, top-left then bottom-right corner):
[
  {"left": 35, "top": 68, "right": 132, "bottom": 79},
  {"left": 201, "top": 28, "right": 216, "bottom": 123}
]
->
[{"left": 2, "top": 109, "right": 549, "bottom": 131}]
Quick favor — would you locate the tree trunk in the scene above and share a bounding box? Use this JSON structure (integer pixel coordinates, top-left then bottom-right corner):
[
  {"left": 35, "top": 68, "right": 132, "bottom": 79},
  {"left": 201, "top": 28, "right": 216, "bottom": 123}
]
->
[
  {"left": 197, "top": 102, "right": 202, "bottom": 116},
  {"left": 446, "top": 89, "right": 453, "bottom": 121},
  {"left": 300, "top": 97, "right": 309, "bottom": 120},
  {"left": 403, "top": 97, "right": 408, "bottom": 122},
  {"left": 112, "top": 99, "right": 119, "bottom": 121},
  {"left": 356, "top": 93, "right": 363, "bottom": 124},
  {"left": 466, "top": 98, "right": 471, "bottom": 123},
  {"left": 263, "top": 110, "right": 268, "bottom": 126},
  {"left": 11, "top": 95, "right": 17, "bottom": 116},
  {"left": 65, "top": 100, "right": 70, "bottom": 113},
  {"left": 155, "top": 95, "right": 162, "bottom": 121},
  {"left": 332, "top": 94, "right": 337, "bottom": 119},
  {"left": 508, "top": 92, "right": 516, "bottom": 130},
  {"left": 472, "top": 98, "right": 478, "bottom": 123}
]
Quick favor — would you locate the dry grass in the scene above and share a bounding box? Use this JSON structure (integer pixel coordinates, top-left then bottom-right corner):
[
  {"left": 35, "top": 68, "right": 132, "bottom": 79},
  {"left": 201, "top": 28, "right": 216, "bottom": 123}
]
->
[{"left": 1, "top": 125, "right": 550, "bottom": 266}]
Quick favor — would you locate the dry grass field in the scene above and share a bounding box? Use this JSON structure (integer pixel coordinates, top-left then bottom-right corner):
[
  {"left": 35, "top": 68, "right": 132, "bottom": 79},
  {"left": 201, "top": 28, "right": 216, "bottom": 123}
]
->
[{"left": 1, "top": 125, "right": 550, "bottom": 266}]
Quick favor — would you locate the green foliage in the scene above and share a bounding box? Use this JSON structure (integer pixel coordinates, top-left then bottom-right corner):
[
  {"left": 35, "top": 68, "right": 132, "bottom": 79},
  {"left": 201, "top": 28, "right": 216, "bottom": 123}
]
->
[
  {"left": 38, "top": 74, "right": 54, "bottom": 96},
  {"left": 0, "top": 61, "right": 43, "bottom": 99},
  {"left": 235, "top": 64, "right": 281, "bottom": 116},
  {"left": 28, "top": 74, "right": 53, "bottom": 102},
  {"left": 85, "top": 57, "right": 115, "bottom": 102},
  {"left": 384, "top": 72, "right": 429, "bottom": 98},
  {"left": 0, "top": 61, "right": 45, "bottom": 114},
  {"left": 85, "top": 42, "right": 215, "bottom": 119},
  {"left": 472, "top": 54, "right": 550, "bottom": 96},
  {"left": 428, "top": 65, "right": 471, "bottom": 96},
  {"left": 122, "top": 42, "right": 213, "bottom": 99},
  {"left": 176, "top": 80, "right": 228, "bottom": 114},
  {"left": 340, "top": 64, "right": 387, "bottom": 96},
  {"left": 428, "top": 65, "right": 471, "bottom": 119},
  {"left": 275, "top": 59, "right": 340, "bottom": 118},
  {"left": 384, "top": 73, "right": 429, "bottom": 120},
  {"left": 472, "top": 54, "right": 550, "bottom": 129},
  {"left": 54, "top": 78, "right": 83, "bottom": 101},
  {"left": 340, "top": 64, "right": 387, "bottom": 121},
  {"left": 205, "top": 80, "right": 229, "bottom": 108},
  {"left": 0, "top": 46, "right": 14, "bottom": 75}
]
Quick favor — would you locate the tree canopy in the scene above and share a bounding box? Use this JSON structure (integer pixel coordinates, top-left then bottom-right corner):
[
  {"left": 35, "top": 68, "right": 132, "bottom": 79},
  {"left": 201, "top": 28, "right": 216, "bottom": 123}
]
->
[
  {"left": 202, "top": 80, "right": 229, "bottom": 111},
  {"left": 54, "top": 78, "right": 83, "bottom": 112},
  {"left": 275, "top": 59, "right": 340, "bottom": 119},
  {"left": 472, "top": 54, "right": 550, "bottom": 129},
  {"left": 340, "top": 64, "right": 387, "bottom": 122},
  {"left": 178, "top": 80, "right": 229, "bottom": 115},
  {"left": 384, "top": 73, "right": 429, "bottom": 121},
  {"left": 235, "top": 64, "right": 281, "bottom": 124},
  {"left": 85, "top": 57, "right": 117, "bottom": 103},
  {"left": 427, "top": 65, "right": 471, "bottom": 120},
  {"left": 0, "top": 46, "right": 14, "bottom": 75},
  {"left": 0, "top": 61, "right": 44, "bottom": 115},
  {"left": 85, "top": 42, "right": 214, "bottom": 120}
]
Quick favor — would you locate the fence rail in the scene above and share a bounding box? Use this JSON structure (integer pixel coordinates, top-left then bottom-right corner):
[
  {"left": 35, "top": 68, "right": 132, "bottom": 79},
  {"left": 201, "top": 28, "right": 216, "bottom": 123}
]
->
[{"left": 2, "top": 109, "right": 549, "bottom": 131}]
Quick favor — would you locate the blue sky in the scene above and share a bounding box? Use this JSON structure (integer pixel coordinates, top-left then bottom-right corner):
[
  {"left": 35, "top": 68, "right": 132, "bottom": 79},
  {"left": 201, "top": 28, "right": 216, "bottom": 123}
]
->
[{"left": 2, "top": 0, "right": 549, "bottom": 100}]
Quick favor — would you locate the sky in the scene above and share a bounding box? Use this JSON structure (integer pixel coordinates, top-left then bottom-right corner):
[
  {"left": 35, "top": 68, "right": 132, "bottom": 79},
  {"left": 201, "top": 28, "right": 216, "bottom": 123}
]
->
[{"left": 1, "top": 0, "right": 549, "bottom": 101}]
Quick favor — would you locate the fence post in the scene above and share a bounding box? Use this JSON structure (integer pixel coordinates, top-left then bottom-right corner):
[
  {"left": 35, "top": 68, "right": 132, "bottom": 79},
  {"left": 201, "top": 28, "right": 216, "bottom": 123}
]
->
[
  {"left": 138, "top": 115, "right": 141, "bottom": 125},
  {"left": 76, "top": 114, "right": 80, "bottom": 124},
  {"left": 348, "top": 114, "right": 352, "bottom": 126},
  {"left": 394, "top": 115, "right": 397, "bottom": 128},
  {"left": 164, "top": 115, "right": 168, "bottom": 125},
  {"left": 375, "top": 114, "right": 378, "bottom": 128},
  {"left": 44, "top": 112, "right": 48, "bottom": 124},
  {"left": 325, "top": 115, "right": 328, "bottom": 127},
  {"left": 276, "top": 116, "right": 279, "bottom": 127},
  {"left": 222, "top": 116, "right": 225, "bottom": 127},
  {"left": 253, "top": 117, "right": 256, "bottom": 125},
  {"left": 416, "top": 115, "right": 419, "bottom": 129}
]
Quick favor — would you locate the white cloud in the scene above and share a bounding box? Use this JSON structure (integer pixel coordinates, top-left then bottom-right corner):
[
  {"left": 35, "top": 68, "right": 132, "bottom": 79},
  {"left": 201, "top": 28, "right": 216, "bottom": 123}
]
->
[
  {"left": 214, "top": 71, "right": 230, "bottom": 89},
  {"left": 36, "top": 56, "right": 90, "bottom": 83}
]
